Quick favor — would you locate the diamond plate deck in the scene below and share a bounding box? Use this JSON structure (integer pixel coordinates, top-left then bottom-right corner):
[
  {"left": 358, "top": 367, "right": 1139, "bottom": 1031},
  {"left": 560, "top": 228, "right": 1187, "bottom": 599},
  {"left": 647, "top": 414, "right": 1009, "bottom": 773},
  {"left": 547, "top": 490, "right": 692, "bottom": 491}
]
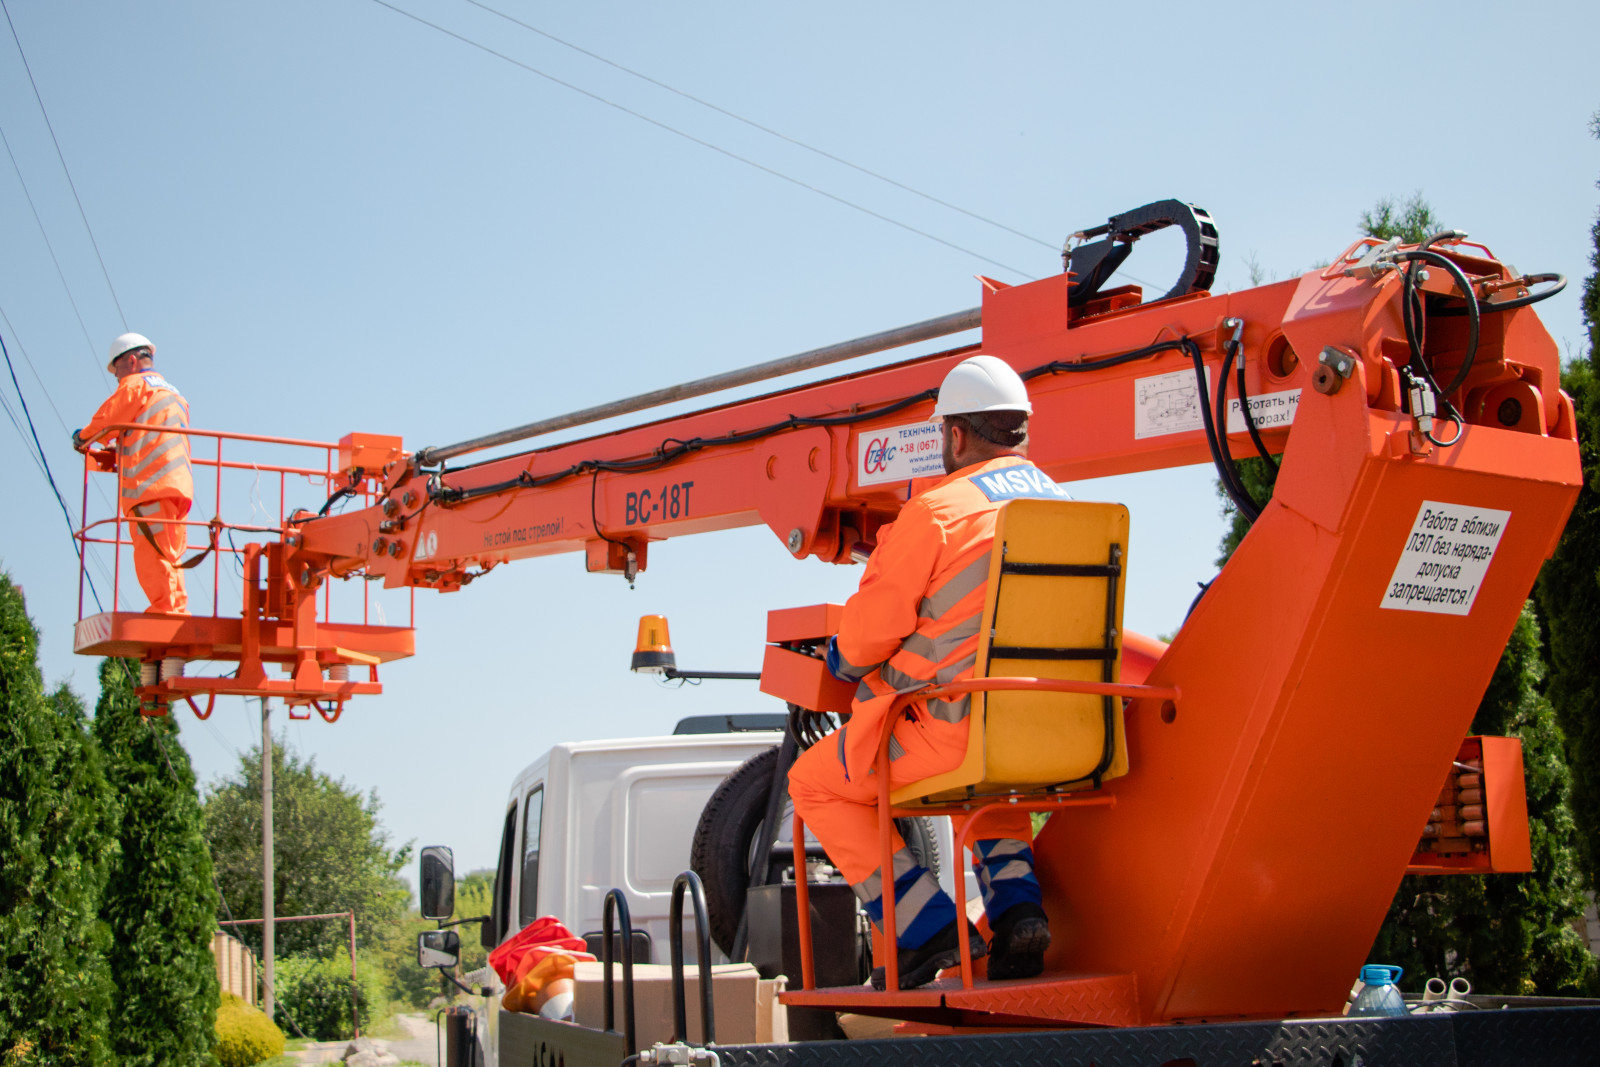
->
[{"left": 712, "top": 1007, "right": 1600, "bottom": 1067}]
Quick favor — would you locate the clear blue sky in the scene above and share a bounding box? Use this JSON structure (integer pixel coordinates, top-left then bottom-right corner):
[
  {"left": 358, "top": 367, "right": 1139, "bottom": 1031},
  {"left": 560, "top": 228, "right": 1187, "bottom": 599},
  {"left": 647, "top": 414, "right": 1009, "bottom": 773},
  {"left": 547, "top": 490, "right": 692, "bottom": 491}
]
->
[{"left": 2, "top": 1, "right": 1596, "bottom": 881}]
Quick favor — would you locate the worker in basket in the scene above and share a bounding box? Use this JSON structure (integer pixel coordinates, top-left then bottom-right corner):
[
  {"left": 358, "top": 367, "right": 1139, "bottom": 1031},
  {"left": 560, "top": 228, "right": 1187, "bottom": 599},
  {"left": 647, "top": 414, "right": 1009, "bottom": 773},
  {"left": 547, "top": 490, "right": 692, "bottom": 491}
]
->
[
  {"left": 788, "top": 355, "right": 1067, "bottom": 990},
  {"left": 73, "top": 333, "right": 194, "bottom": 615}
]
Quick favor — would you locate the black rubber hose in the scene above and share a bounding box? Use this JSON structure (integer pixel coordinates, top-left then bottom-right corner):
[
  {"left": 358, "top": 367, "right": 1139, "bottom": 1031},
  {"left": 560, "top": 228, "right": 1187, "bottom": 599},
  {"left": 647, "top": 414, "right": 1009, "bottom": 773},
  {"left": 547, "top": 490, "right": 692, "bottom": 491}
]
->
[
  {"left": 1399, "top": 249, "right": 1481, "bottom": 397},
  {"left": 1234, "top": 341, "right": 1278, "bottom": 471},
  {"left": 1210, "top": 338, "right": 1259, "bottom": 516},
  {"left": 1187, "top": 340, "right": 1259, "bottom": 523},
  {"left": 1433, "top": 272, "right": 1566, "bottom": 316}
]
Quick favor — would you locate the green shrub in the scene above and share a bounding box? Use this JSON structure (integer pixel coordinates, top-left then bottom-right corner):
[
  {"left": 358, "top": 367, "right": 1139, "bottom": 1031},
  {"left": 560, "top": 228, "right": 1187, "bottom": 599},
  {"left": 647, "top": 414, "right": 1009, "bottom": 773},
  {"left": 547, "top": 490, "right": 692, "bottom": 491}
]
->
[
  {"left": 215, "top": 993, "right": 284, "bottom": 1067},
  {"left": 273, "top": 955, "right": 386, "bottom": 1040}
]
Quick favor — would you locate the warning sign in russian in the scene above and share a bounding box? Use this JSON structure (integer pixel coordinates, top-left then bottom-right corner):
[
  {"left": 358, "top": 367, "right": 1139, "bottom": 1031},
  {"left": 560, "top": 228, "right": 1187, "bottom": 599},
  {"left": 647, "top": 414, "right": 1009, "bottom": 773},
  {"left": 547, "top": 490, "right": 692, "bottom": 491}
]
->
[
  {"left": 1225, "top": 388, "right": 1300, "bottom": 434},
  {"left": 1380, "top": 501, "right": 1511, "bottom": 616},
  {"left": 856, "top": 420, "right": 945, "bottom": 486}
]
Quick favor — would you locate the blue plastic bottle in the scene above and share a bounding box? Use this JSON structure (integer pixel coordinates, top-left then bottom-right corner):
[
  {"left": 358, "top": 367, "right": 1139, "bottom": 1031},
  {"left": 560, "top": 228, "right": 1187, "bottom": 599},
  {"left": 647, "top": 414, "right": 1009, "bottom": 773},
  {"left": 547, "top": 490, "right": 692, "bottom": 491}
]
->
[{"left": 1350, "top": 964, "right": 1408, "bottom": 1017}]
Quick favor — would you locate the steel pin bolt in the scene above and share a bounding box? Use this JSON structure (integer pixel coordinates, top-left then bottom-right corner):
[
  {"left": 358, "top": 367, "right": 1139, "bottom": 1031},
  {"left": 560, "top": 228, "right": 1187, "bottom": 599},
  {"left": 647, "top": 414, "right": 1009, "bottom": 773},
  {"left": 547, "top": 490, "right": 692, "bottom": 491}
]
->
[{"left": 787, "top": 528, "right": 804, "bottom": 553}]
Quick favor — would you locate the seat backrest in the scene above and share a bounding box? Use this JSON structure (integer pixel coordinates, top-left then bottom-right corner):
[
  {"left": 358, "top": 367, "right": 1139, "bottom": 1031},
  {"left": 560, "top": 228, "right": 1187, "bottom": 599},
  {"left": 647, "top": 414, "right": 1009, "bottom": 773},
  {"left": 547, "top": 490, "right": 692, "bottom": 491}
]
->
[{"left": 893, "top": 498, "right": 1130, "bottom": 805}]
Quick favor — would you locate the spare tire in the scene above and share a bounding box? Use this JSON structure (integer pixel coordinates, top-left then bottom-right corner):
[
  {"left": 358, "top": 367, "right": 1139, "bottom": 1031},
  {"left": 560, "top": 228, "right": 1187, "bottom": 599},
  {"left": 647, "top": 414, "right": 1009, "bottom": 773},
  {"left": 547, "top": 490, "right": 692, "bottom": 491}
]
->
[{"left": 691, "top": 745, "right": 941, "bottom": 957}]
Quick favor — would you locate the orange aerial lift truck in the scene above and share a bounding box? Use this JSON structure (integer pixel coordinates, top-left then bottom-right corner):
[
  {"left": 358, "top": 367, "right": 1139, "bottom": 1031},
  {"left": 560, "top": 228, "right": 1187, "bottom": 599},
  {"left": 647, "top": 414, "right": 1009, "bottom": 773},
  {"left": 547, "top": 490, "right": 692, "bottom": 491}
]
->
[{"left": 73, "top": 201, "right": 1598, "bottom": 1065}]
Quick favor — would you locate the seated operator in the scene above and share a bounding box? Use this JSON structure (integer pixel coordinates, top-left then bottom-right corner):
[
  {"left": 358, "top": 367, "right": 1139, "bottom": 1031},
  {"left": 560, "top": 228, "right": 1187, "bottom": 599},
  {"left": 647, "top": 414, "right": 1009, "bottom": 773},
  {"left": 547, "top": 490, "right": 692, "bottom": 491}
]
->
[{"left": 787, "top": 355, "right": 1070, "bottom": 989}]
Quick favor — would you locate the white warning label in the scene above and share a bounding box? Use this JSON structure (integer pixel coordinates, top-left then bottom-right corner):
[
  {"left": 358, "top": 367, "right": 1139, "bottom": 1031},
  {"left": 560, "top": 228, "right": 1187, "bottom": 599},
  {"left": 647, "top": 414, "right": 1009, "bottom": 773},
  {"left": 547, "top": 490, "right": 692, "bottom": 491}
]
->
[
  {"left": 1380, "top": 501, "right": 1510, "bottom": 616},
  {"left": 857, "top": 420, "right": 945, "bottom": 486},
  {"left": 1134, "top": 369, "right": 1204, "bottom": 439},
  {"left": 1226, "top": 389, "right": 1301, "bottom": 434}
]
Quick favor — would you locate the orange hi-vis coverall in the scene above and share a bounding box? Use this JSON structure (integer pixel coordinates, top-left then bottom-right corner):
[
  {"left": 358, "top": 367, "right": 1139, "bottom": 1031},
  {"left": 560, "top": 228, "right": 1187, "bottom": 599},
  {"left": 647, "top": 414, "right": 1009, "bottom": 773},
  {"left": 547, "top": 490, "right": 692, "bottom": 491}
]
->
[
  {"left": 79, "top": 370, "right": 194, "bottom": 614},
  {"left": 788, "top": 454, "right": 1070, "bottom": 948}
]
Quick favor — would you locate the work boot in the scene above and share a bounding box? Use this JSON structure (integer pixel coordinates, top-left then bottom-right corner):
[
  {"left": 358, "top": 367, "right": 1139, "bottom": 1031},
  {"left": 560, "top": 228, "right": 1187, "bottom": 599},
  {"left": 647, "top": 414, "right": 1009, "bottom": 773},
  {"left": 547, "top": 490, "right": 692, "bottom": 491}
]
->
[
  {"left": 985, "top": 902, "right": 1050, "bottom": 981},
  {"left": 870, "top": 920, "right": 987, "bottom": 991}
]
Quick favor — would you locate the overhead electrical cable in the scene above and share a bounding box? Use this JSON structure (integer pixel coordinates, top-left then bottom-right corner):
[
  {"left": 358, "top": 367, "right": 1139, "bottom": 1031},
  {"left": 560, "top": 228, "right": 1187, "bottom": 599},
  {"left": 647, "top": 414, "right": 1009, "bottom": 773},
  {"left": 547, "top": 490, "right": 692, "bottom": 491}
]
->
[
  {"left": 460, "top": 0, "right": 1058, "bottom": 252},
  {"left": 0, "top": 328, "right": 103, "bottom": 610},
  {"left": 0, "top": 304, "right": 125, "bottom": 558},
  {"left": 0, "top": 0, "right": 128, "bottom": 329},
  {"left": 0, "top": 303, "right": 79, "bottom": 433},
  {"left": 0, "top": 388, "right": 49, "bottom": 479},
  {"left": 0, "top": 122, "right": 107, "bottom": 382},
  {"left": 365, "top": 0, "right": 1035, "bottom": 279}
]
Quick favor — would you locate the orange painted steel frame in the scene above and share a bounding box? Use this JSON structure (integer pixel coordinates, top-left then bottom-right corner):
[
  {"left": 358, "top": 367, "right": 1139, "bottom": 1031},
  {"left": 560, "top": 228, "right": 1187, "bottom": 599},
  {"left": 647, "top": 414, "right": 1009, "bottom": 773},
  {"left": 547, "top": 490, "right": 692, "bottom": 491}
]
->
[
  {"left": 73, "top": 424, "right": 414, "bottom": 715},
  {"left": 306, "top": 237, "right": 1576, "bottom": 1023},
  {"left": 298, "top": 238, "right": 1572, "bottom": 599},
  {"left": 86, "top": 233, "right": 1580, "bottom": 1023}
]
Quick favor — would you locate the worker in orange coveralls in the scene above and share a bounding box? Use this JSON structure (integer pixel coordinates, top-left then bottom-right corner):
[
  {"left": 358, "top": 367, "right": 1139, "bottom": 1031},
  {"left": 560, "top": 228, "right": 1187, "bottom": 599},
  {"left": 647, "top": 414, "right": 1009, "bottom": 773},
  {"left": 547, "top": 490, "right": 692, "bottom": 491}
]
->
[
  {"left": 72, "top": 333, "right": 194, "bottom": 615},
  {"left": 788, "top": 355, "right": 1069, "bottom": 990}
]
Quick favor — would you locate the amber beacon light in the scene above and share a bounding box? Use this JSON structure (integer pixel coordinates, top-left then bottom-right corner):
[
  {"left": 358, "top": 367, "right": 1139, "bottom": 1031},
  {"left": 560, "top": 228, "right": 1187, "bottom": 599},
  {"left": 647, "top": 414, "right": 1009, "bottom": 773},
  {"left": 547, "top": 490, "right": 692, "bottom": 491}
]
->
[{"left": 631, "top": 615, "right": 677, "bottom": 674}]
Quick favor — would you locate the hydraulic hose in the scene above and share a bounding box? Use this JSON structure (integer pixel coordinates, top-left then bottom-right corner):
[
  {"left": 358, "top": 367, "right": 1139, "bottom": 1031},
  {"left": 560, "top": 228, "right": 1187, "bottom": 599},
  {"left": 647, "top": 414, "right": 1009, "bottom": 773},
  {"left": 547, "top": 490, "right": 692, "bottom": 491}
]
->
[
  {"left": 1399, "top": 249, "right": 1480, "bottom": 398},
  {"left": 1188, "top": 338, "right": 1260, "bottom": 523}
]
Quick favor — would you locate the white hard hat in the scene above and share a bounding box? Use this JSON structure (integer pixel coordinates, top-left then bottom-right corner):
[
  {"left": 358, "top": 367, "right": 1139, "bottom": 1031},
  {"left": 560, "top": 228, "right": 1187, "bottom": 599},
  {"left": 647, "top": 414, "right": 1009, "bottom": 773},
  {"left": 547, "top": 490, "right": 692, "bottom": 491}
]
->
[
  {"left": 107, "top": 332, "right": 154, "bottom": 373},
  {"left": 932, "top": 355, "right": 1032, "bottom": 418}
]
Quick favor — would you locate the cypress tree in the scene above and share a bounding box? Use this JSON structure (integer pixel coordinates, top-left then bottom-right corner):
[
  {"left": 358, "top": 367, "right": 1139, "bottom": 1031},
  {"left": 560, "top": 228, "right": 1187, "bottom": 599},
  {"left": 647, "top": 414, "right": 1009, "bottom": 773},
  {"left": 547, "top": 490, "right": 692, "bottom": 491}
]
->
[
  {"left": 93, "top": 657, "right": 220, "bottom": 1067},
  {"left": 1533, "top": 109, "right": 1600, "bottom": 898},
  {"left": 0, "top": 575, "right": 115, "bottom": 1065},
  {"left": 1367, "top": 605, "right": 1595, "bottom": 994}
]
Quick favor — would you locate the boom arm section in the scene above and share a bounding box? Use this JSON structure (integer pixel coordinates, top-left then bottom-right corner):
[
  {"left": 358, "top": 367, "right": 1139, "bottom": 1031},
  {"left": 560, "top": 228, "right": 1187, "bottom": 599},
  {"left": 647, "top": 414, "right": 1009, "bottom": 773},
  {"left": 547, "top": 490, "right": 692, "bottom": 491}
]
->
[{"left": 296, "top": 235, "right": 1573, "bottom": 595}]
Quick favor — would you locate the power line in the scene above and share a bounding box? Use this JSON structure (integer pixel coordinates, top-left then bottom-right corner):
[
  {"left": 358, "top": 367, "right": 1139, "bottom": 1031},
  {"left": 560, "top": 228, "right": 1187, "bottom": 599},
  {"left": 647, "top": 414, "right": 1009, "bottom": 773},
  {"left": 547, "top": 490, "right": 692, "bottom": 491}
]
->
[
  {"left": 0, "top": 305, "right": 123, "bottom": 596},
  {"left": 0, "top": 0, "right": 128, "bottom": 329},
  {"left": 0, "top": 121, "right": 108, "bottom": 382},
  {"left": 0, "top": 386, "right": 48, "bottom": 480},
  {"left": 366, "top": 0, "right": 1037, "bottom": 279},
  {"left": 0, "top": 327, "right": 102, "bottom": 611},
  {"left": 460, "top": 0, "right": 1059, "bottom": 252},
  {"left": 0, "top": 302, "right": 80, "bottom": 434}
]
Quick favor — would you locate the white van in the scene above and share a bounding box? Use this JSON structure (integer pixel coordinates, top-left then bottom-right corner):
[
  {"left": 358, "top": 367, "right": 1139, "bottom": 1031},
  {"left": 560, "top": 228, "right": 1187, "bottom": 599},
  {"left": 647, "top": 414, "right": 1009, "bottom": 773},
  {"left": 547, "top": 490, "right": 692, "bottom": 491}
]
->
[{"left": 481, "top": 722, "right": 786, "bottom": 961}]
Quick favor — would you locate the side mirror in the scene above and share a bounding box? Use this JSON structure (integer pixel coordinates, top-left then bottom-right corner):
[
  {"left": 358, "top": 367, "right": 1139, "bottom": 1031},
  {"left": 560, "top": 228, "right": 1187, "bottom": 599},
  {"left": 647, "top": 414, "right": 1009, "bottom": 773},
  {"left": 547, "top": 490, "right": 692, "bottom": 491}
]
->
[
  {"left": 420, "top": 845, "right": 455, "bottom": 921},
  {"left": 418, "top": 929, "right": 461, "bottom": 970}
]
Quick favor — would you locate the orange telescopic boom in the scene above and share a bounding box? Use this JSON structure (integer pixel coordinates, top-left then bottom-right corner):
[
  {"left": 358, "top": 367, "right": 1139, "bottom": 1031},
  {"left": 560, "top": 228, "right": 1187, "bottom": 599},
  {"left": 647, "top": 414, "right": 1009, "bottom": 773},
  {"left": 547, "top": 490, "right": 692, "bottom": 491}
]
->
[{"left": 73, "top": 202, "right": 1578, "bottom": 1023}]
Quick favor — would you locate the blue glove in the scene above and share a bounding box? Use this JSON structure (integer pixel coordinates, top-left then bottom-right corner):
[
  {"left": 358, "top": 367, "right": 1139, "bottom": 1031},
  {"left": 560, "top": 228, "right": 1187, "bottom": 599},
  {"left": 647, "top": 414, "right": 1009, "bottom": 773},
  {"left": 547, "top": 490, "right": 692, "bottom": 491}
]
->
[{"left": 824, "top": 636, "right": 850, "bottom": 682}]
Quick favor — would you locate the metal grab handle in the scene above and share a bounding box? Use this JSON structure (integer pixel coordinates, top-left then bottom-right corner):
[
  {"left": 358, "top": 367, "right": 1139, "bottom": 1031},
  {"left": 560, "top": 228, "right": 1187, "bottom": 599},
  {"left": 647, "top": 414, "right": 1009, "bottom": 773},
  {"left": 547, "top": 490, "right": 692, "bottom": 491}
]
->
[
  {"left": 601, "top": 888, "right": 637, "bottom": 1054},
  {"left": 669, "top": 870, "right": 717, "bottom": 1045}
]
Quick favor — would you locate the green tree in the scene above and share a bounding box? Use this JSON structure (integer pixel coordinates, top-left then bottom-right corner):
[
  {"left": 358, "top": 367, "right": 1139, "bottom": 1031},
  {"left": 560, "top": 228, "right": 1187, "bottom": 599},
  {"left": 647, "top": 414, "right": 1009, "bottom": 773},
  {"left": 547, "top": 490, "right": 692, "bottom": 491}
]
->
[
  {"left": 0, "top": 576, "right": 116, "bottom": 1065},
  {"left": 454, "top": 869, "right": 494, "bottom": 976},
  {"left": 94, "top": 657, "right": 220, "bottom": 1067},
  {"left": 202, "top": 741, "right": 410, "bottom": 960},
  {"left": 1359, "top": 191, "right": 1444, "bottom": 246},
  {"left": 1368, "top": 605, "right": 1595, "bottom": 994},
  {"left": 1534, "top": 109, "right": 1600, "bottom": 898}
]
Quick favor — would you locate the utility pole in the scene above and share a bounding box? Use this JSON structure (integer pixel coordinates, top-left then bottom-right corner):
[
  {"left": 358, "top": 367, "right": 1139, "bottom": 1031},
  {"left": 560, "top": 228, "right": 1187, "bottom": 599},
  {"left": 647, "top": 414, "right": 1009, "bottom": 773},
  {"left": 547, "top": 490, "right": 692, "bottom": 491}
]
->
[{"left": 262, "top": 697, "right": 275, "bottom": 1024}]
